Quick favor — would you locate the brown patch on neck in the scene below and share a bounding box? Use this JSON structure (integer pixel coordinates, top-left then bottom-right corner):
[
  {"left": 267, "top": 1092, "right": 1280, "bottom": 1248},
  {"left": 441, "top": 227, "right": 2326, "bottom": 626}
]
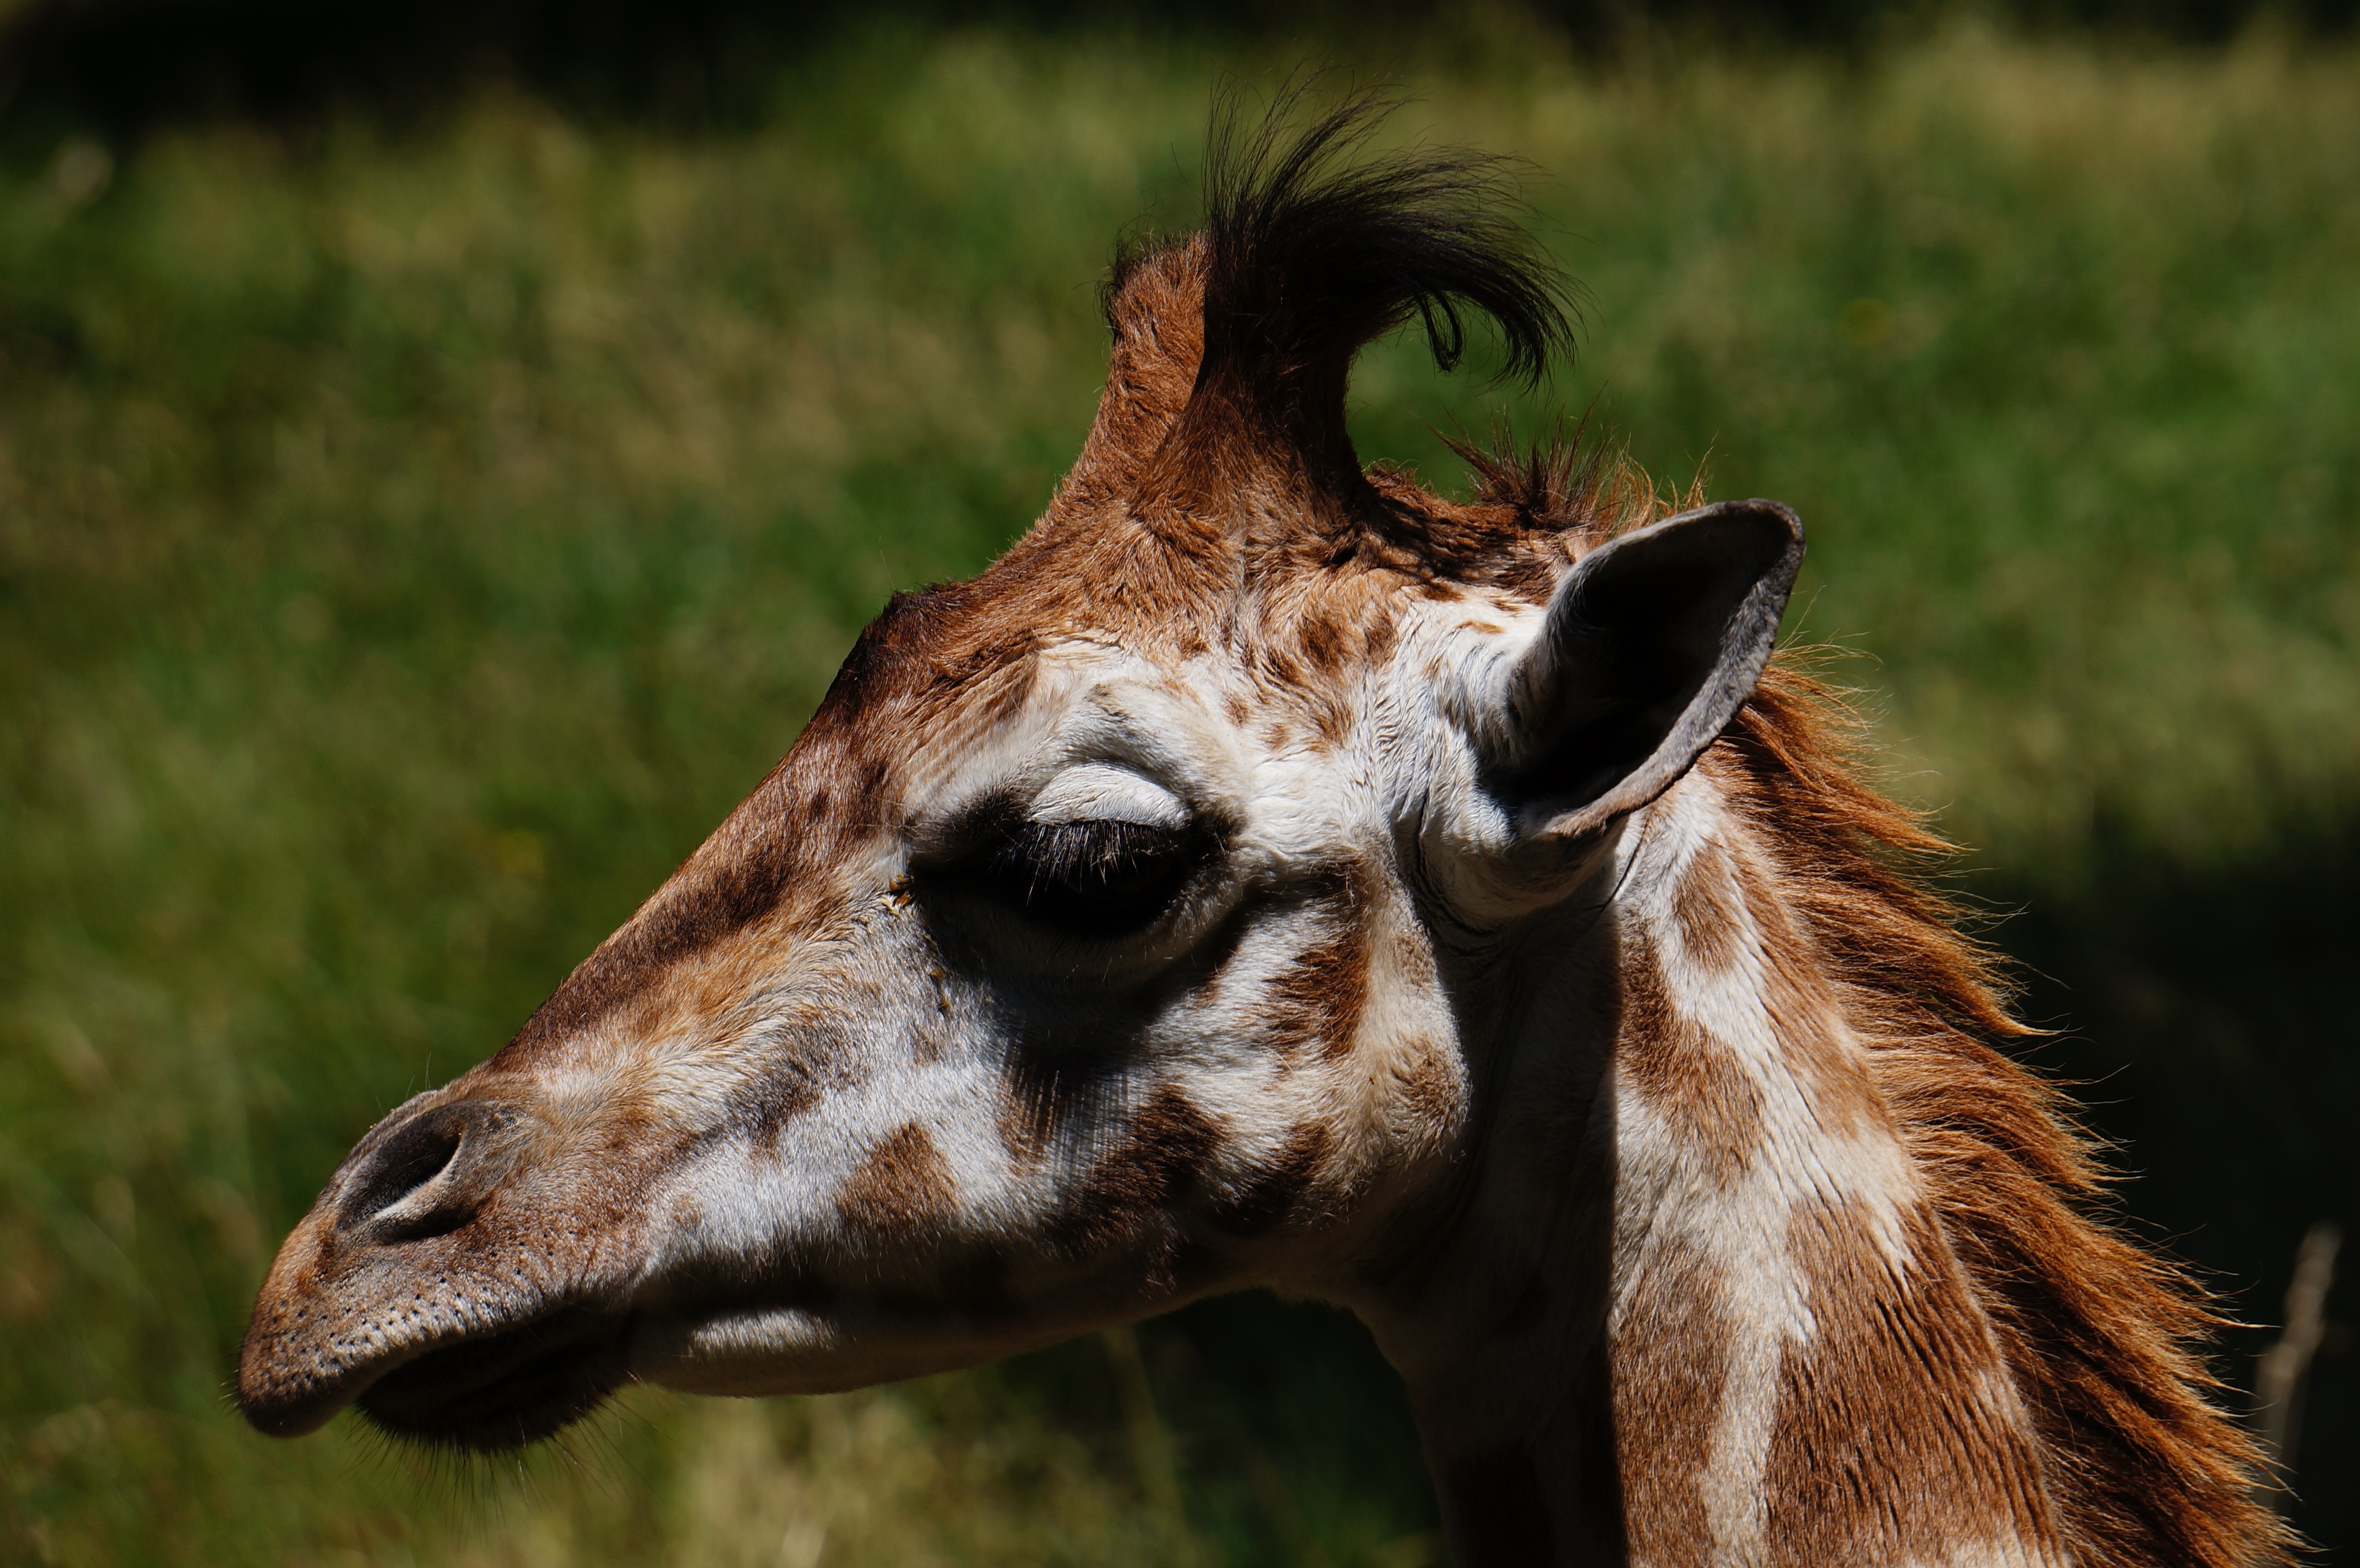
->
[
  {"left": 1614, "top": 1232, "right": 1733, "bottom": 1568},
  {"left": 1722, "top": 829, "right": 1888, "bottom": 1142},
  {"left": 1669, "top": 837, "right": 1743, "bottom": 975},
  {"left": 1616, "top": 927, "right": 1763, "bottom": 1184},
  {"left": 838, "top": 1122, "right": 957, "bottom": 1233},
  {"left": 1759, "top": 1198, "right": 2059, "bottom": 1564}
]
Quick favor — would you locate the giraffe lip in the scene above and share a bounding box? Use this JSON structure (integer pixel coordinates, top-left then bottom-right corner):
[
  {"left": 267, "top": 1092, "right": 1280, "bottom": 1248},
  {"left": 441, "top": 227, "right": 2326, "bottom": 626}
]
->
[{"left": 352, "top": 1306, "right": 632, "bottom": 1451}]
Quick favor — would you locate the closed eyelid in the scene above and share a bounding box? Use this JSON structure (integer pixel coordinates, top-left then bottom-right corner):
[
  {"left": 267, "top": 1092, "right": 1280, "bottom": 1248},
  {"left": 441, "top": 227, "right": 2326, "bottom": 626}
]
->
[{"left": 1027, "top": 763, "right": 1192, "bottom": 829}]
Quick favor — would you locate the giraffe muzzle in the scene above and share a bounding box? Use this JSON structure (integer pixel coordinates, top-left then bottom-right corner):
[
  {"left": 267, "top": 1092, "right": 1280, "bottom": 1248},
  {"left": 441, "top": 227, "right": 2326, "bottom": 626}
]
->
[{"left": 237, "top": 1087, "right": 643, "bottom": 1446}]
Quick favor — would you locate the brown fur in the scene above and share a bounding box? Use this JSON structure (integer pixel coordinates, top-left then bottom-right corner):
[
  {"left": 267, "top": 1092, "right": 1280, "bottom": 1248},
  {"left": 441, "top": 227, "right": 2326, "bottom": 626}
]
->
[
  {"left": 216, "top": 94, "right": 2316, "bottom": 1568},
  {"left": 1278, "top": 922, "right": 1375, "bottom": 1063},
  {"left": 838, "top": 1122, "right": 957, "bottom": 1233},
  {"left": 1412, "top": 394, "right": 2284, "bottom": 1560},
  {"left": 1616, "top": 928, "right": 1765, "bottom": 1185},
  {"left": 1390, "top": 1037, "right": 1462, "bottom": 1147},
  {"left": 996, "top": 1058, "right": 1069, "bottom": 1167},
  {"left": 1052, "top": 1084, "right": 1219, "bottom": 1259},
  {"left": 1667, "top": 837, "right": 1744, "bottom": 975},
  {"left": 1616, "top": 1233, "right": 1735, "bottom": 1568},
  {"left": 1760, "top": 1199, "right": 2058, "bottom": 1562}
]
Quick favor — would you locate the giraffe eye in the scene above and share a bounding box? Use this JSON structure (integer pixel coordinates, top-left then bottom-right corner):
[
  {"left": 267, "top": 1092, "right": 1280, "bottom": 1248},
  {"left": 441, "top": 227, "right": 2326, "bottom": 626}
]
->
[{"left": 954, "top": 817, "right": 1216, "bottom": 937}]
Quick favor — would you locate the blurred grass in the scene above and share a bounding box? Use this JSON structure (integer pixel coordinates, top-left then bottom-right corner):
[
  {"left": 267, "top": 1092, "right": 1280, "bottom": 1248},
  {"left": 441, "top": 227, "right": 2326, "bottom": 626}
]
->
[{"left": 1, "top": 14, "right": 2356, "bottom": 1564}]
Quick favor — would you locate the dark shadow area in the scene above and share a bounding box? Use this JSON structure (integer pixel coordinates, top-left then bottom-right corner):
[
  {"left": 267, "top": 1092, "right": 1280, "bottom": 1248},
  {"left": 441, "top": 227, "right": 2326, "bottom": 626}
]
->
[
  {"left": 4, "top": 0, "right": 2357, "bottom": 147},
  {"left": 13, "top": 0, "right": 1328, "bottom": 142},
  {"left": 992, "top": 1291, "right": 1440, "bottom": 1564},
  {"left": 1150, "top": 1293, "right": 1443, "bottom": 1556},
  {"left": 1993, "top": 827, "right": 2359, "bottom": 1555}
]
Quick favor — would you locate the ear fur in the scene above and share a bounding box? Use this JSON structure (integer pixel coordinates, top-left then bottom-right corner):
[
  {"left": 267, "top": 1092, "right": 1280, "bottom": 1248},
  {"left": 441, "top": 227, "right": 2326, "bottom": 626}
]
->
[{"left": 1494, "top": 499, "right": 1804, "bottom": 838}]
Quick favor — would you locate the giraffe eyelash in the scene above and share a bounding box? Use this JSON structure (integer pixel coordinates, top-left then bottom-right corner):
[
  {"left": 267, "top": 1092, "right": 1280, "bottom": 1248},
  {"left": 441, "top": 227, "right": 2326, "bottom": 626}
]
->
[{"left": 939, "top": 814, "right": 1220, "bottom": 938}]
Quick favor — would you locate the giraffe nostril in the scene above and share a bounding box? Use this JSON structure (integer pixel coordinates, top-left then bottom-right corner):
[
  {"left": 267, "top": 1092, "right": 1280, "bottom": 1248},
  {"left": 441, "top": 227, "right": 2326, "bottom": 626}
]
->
[{"left": 340, "top": 1110, "right": 468, "bottom": 1237}]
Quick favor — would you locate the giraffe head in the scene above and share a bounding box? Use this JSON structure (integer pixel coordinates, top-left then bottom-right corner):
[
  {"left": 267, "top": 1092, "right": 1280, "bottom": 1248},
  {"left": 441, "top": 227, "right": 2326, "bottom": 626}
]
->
[{"left": 237, "top": 95, "right": 1800, "bottom": 1452}]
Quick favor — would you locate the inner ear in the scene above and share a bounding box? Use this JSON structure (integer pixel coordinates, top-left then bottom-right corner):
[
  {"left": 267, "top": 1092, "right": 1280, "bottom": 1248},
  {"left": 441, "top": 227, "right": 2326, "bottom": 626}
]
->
[{"left": 1492, "top": 499, "right": 1804, "bottom": 838}]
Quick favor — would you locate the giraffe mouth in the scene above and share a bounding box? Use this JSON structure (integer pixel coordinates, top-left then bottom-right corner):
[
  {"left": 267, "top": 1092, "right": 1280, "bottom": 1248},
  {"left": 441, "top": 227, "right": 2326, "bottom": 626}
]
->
[{"left": 351, "top": 1306, "right": 633, "bottom": 1451}]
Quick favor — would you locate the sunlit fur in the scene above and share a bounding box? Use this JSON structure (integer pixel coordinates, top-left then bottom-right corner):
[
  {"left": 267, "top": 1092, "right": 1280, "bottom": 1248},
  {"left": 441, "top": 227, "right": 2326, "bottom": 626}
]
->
[{"left": 240, "top": 88, "right": 2287, "bottom": 1567}]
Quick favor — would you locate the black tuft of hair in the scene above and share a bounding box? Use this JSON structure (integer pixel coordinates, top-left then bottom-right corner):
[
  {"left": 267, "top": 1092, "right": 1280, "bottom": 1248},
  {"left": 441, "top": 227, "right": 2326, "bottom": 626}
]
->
[{"left": 1196, "top": 79, "right": 1580, "bottom": 425}]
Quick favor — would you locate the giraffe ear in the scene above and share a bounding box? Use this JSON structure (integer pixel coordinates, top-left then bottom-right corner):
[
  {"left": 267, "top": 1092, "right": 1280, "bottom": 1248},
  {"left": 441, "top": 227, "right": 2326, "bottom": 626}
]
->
[{"left": 1491, "top": 499, "right": 1804, "bottom": 840}]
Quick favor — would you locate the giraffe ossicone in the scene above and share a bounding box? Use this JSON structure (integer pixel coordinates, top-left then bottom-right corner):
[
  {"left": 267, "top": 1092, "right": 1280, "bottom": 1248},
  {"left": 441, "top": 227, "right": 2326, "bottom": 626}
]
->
[{"left": 238, "top": 89, "right": 2287, "bottom": 1568}]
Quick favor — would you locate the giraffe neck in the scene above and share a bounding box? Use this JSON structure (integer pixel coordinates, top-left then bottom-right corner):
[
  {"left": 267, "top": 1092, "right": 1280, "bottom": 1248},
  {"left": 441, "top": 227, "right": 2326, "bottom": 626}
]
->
[{"left": 1350, "top": 777, "right": 2067, "bottom": 1568}]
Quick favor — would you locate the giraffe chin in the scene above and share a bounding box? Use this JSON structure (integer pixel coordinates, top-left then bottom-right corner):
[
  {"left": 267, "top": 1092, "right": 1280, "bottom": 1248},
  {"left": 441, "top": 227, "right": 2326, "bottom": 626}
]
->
[{"left": 349, "top": 1307, "right": 634, "bottom": 1453}]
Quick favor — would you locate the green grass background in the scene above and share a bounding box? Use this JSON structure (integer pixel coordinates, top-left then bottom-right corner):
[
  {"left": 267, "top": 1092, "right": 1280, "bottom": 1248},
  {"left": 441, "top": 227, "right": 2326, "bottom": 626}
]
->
[{"left": 2, "top": 13, "right": 2356, "bottom": 1563}]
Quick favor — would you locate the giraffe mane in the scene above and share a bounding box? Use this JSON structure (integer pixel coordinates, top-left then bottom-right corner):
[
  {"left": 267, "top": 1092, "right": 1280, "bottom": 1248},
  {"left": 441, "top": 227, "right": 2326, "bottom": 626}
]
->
[{"left": 1709, "top": 665, "right": 2292, "bottom": 1566}]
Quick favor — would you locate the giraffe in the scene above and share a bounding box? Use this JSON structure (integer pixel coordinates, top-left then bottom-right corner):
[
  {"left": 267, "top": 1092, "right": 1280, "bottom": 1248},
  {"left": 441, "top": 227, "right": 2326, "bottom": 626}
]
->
[{"left": 237, "top": 96, "right": 2287, "bottom": 1567}]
